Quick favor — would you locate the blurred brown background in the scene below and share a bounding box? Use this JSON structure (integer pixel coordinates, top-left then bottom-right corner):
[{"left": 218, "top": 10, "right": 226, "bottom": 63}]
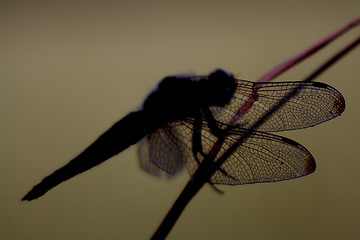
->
[{"left": 1, "top": 1, "right": 359, "bottom": 240}]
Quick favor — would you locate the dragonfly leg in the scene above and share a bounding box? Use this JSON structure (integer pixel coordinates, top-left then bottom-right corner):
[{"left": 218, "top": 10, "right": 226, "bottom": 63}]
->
[
  {"left": 191, "top": 112, "right": 205, "bottom": 166},
  {"left": 193, "top": 109, "right": 241, "bottom": 184}
]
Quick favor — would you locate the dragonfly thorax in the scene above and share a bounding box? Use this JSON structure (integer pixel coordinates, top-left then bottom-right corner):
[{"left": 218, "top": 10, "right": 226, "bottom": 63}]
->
[{"left": 142, "top": 69, "right": 237, "bottom": 123}]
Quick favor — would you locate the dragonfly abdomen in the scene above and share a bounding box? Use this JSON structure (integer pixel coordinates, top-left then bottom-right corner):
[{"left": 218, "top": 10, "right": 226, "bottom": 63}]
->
[{"left": 22, "top": 111, "right": 157, "bottom": 201}]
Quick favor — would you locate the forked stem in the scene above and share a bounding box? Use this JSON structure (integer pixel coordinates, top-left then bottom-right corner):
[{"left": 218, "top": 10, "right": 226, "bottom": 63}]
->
[{"left": 151, "top": 17, "right": 360, "bottom": 240}]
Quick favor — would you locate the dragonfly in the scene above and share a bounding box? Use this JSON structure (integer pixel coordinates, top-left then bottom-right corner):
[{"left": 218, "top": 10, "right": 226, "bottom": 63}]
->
[{"left": 22, "top": 69, "right": 345, "bottom": 201}]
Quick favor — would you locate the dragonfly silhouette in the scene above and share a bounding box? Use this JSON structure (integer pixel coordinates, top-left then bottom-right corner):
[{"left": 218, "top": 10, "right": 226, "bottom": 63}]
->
[{"left": 22, "top": 69, "right": 345, "bottom": 201}]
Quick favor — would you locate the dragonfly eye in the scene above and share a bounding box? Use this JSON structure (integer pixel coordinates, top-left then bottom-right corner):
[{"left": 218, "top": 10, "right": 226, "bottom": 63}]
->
[
  {"left": 206, "top": 69, "right": 237, "bottom": 106},
  {"left": 209, "top": 68, "right": 233, "bottom": 80}
]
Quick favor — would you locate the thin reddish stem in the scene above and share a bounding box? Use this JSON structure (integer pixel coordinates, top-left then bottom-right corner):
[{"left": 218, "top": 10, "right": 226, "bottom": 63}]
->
[
  {"left": 228, "top": 16, "right": 360, "bottom": 126},
  {"left": 257, "top": 16, "right": 360, "bottom": 83},
  {"left": 151, "top": 16, "right": 360, "bottom": 240}
]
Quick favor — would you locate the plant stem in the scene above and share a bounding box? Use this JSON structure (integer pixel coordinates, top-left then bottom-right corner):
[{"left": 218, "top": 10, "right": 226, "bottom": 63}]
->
[{"left": 151, "top": 17, "right": 360, "bottom": 240}]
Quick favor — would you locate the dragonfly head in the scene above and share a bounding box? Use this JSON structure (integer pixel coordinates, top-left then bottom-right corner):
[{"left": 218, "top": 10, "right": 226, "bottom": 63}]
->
[{"left": 203, "top": 69, "right": 237, "bottom": 107}]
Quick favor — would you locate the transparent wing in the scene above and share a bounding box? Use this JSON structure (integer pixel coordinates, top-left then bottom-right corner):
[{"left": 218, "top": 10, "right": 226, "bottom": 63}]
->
[
  {"left": 137, "top": 122, "right": 189, "bottom": 177},
  {"left": 178, "top": 120, "right": 316, "bottom": 185},
  {"left": 138, "top": 117, "right": 315, "bottom": 185},
  {"left": 210, "top": 129, "right": 315, "bottom": 185},
  {"left": 138, "top": 80, "right": 343, "bottom": 182},
  {"left": 211, "top": 80, "right": 345, "bottom": 132}
]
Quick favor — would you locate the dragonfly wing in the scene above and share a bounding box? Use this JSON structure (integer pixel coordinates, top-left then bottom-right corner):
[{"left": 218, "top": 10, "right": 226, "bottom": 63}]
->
[
  {"left": 140, "top": 117, "right": 316, "bottom": 185},
  {"left": 176, "top": 119, "right": 315, "bottom": 185},
  {"left": 212, "top": 128, "right": 315, "bottom": 185},
  {"left": 138, "top": 136, "right": 169, "bottom": 178},
  {"left": 211, "top": 80, "right": 345, "bottom": 132},
  {"left": 137, "top": 122, "right": 189, "bottom": 177}
]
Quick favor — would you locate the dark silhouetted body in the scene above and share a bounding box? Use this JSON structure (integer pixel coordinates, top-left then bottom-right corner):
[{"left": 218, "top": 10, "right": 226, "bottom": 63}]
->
[
  {"left": 22, "top": 69, "right": 237, "bottom": 200},
  {"left": 22, "top": 69, "right": 345, "bottom": 201}
]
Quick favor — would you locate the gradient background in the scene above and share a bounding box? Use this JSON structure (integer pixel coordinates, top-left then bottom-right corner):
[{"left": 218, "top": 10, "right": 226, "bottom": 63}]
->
[{"left": 1, "top": 1, "right": 360, "bottom": 240}]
